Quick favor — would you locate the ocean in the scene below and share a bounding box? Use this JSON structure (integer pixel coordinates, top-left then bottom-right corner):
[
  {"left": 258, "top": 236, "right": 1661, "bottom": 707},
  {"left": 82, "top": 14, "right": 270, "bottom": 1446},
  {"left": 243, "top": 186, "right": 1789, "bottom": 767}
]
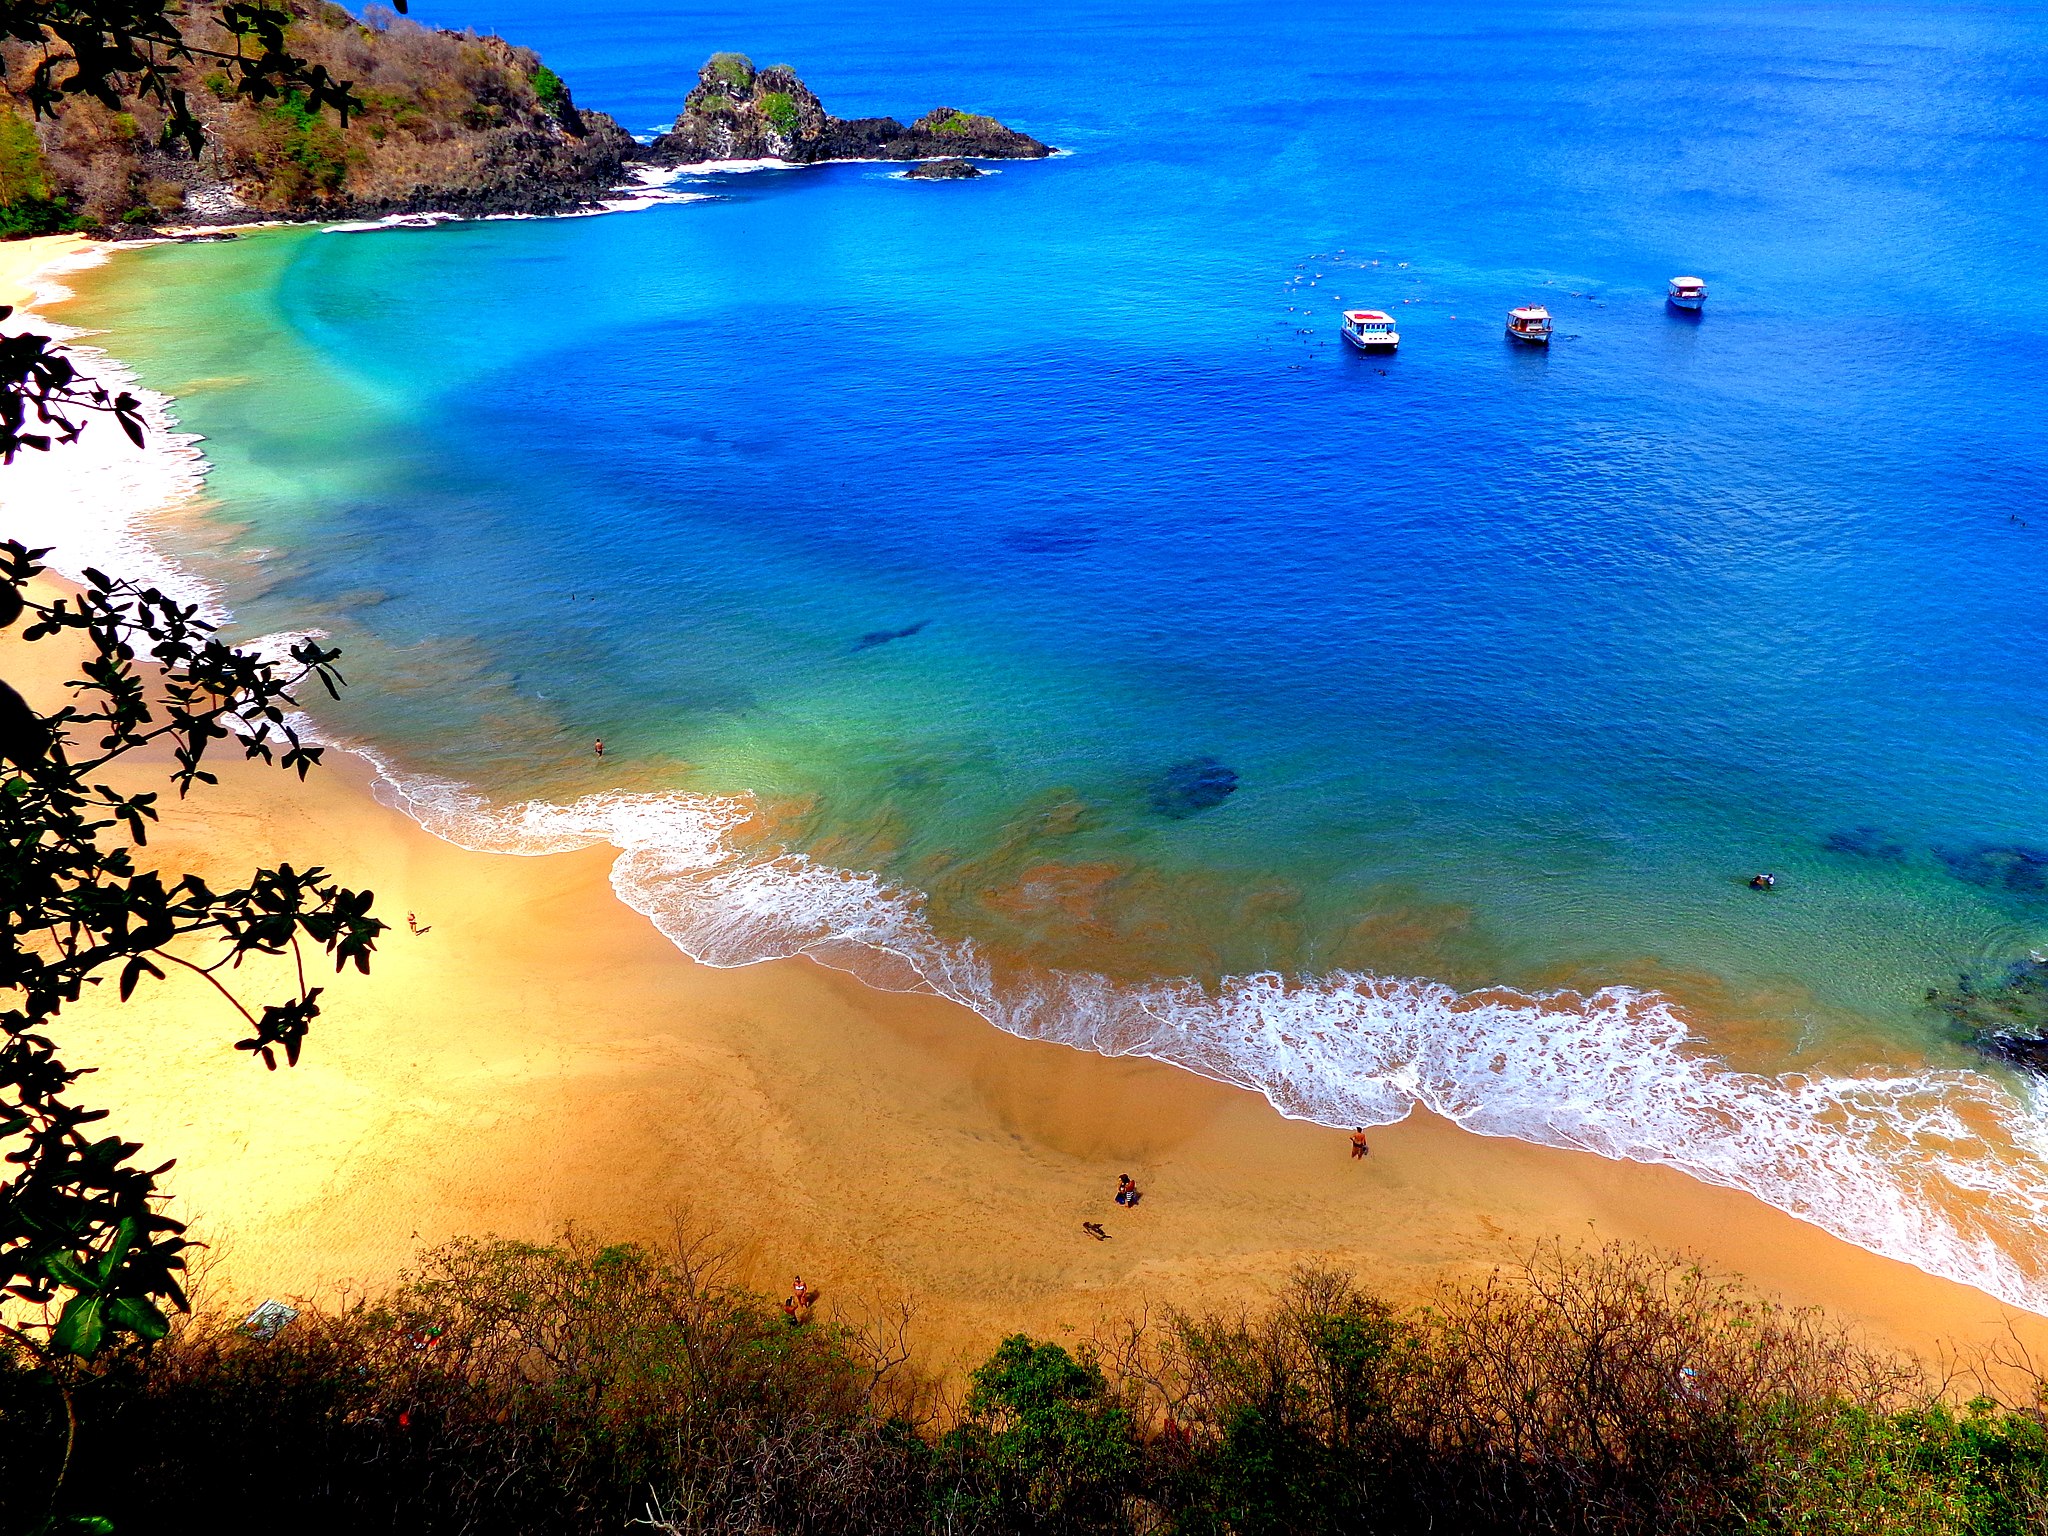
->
[{"left": 18, "top": 0, "right": 2048, "bottom": 1306}]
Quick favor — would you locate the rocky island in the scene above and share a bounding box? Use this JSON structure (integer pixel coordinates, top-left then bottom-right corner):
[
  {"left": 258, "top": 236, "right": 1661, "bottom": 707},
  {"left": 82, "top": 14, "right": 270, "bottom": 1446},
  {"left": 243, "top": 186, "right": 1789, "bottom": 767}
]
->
[
  {"left": 647, "top": 53, "right": 1052, "bottom": 168},
  {"left": 903, "top": 158, "right": 986, "bottom": 180}
]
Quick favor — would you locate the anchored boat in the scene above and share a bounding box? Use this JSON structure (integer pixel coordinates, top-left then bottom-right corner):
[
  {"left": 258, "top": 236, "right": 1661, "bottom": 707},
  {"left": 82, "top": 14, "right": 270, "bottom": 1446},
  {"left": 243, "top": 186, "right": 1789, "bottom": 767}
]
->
[
  {"left": 1667, "top": 275, "right": 1707, "bottom": 310},
  {"left": 1341, "top": 309, "right": 1400, "bottom": 351},
  {"left": 1505, "top": 305, "right": 1552, "bottom": 344}
]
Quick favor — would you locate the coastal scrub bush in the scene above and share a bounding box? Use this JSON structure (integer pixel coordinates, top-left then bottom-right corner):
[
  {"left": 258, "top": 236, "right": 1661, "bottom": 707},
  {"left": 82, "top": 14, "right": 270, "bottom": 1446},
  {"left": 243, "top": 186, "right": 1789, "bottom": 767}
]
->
[
  {"left": 949, "top": 1335, "right": 1141, "bottom": 1529},
  {"left": 932, "top": 110, "right": 1003, "bottom": 137},
  {"left": 8, "top": 1237, "right": 2048, "bottom": 1533},
  {"left": 0, "top": 112, "right": 48, "bottom": 207},
  {"left": 0, "top": 110, "right": 74, "bottom": 235},
  {"left": 530, "top": 63, "right": 566, "bottom": 108},
  {"left": 708, "top": 52, "right": 756, "bottom": 91},
  {"left": 259, "top": 90, "right": 352, "bottom": 199},
  {"left": 12, "top": 1230, "right": 941, "bottom": 1534},
  {"left": 761, "top": 90, "right": 801, "bottom": 138}
]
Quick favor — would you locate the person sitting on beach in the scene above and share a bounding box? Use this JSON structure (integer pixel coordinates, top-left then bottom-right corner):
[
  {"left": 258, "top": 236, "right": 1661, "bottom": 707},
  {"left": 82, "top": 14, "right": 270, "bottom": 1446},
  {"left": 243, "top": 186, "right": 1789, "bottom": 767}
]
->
[
  {"left": 781, "top": 1295, "right": 801, "bottom": 1326},
  {"left": 1350, "top": 1128, "right": 1370, "bottom": 1159},
  {"left": 1115, "top": 1174, "right": 1141, "bottom": 1207}
]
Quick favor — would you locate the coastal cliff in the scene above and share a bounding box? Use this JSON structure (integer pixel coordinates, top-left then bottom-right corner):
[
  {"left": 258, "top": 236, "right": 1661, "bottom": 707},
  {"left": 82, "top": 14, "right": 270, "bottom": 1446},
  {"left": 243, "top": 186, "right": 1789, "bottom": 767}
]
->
[
  {"left": 0, "top": 2, "right": 635, "bottom": 232},
  {"left": 648, "top": 53, "right": 1051, "bottom": 167}
]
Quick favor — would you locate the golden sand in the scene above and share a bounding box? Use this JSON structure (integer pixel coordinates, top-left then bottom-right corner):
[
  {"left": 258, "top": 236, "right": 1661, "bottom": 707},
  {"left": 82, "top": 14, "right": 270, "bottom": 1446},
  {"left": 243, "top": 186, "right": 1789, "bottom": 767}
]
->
[{"left": 5, "top": 236, "right": 2045, "bottom": 1378}]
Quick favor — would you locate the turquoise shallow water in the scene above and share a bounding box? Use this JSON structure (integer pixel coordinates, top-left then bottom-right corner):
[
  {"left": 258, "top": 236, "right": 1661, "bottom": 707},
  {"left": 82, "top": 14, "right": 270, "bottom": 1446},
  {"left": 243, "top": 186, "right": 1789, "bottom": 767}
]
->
[{"left": 34, "top": 0, "right": 2048, "bottom": 1305}]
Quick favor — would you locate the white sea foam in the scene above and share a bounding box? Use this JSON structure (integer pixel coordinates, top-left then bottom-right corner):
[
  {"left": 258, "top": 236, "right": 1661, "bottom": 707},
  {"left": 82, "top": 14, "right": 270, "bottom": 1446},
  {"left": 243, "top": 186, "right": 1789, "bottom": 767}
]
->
[
  {"left": 324, "top": 211, "right": 463, "bottom": 234},
  {"left": 11, "top": 236, "right": 2048, "bottom": 1320},
  {"left": 0, "top": 248, "right": 222, "bottom": 617}
]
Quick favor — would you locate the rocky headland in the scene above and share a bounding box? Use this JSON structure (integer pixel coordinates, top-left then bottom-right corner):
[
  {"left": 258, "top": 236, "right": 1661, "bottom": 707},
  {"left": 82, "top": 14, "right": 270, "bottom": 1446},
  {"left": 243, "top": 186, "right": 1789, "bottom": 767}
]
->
[
  {"left": 0, "top": 2, "right": 635, "bottom": 234},
  {"left": 647, "top": 53, "right": 1051, "bottom": 167}
]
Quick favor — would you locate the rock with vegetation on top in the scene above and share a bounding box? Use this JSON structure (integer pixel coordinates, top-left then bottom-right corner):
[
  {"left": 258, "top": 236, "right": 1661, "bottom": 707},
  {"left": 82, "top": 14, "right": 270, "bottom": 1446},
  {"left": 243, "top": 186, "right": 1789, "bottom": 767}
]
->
[
  {"left": 904, "top": 157, "right": 985, "bottom": 179},
  {"left": 649, "top": 53, "right": 1051, "bottom": 166}
]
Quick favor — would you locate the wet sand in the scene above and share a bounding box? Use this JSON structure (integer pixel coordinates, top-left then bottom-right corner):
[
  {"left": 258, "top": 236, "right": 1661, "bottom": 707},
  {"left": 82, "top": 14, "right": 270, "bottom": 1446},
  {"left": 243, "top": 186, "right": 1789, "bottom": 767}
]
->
[{"left": 3, "top": 233, "right": 2044, "bottom": 1379}]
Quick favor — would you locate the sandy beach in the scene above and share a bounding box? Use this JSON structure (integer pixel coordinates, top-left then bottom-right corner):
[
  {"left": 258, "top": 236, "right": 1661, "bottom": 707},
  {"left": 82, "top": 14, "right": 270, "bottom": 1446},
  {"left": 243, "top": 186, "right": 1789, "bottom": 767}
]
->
[{"left": 5, "top": 232, "right": 2046, "bottom": 1379}]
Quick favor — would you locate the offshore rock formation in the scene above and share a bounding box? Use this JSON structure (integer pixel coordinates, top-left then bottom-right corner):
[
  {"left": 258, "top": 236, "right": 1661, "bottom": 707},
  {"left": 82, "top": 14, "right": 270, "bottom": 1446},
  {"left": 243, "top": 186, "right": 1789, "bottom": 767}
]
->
[
  {"left": 648, "top": 54, "right": 1051, "bottom": 167},
  {"left": 903, "top": 158, "right": 985, "bottom": 179},
  {"left": 0, "top": 4, "right": 635, "bottom": 232}
]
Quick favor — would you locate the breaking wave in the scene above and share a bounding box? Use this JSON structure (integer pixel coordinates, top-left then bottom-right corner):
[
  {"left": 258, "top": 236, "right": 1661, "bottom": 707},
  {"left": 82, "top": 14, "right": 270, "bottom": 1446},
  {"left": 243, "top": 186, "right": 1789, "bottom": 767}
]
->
[
  {"left": 11, "top": 237, "right": 2048, "bottom": 1321},
  {"left": 370, "top": 768, "right": 2048, "bottom": 1317}
]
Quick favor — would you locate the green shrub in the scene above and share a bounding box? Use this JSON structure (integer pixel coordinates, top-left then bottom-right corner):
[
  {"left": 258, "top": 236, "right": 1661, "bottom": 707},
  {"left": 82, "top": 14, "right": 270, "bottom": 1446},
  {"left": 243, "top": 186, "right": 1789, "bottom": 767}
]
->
[
  {"left": 707, "top": 51, "right": 755, "bottom": 91},
  {"left": 954, "top": 1335, "right": 1139, "bottom": 1528},
  {"left": 694, "top": 93, "right": 731, "bottom": 116},
  {"left": 761, "top": 90, "right": 800, "bottom": 137},
  {"left": 261, "top": 91, "right": 350, "bottom": 200},
  {"left": 933, "top": 110, "right": 1001, "bottom": 137},
  {"left": 530, "top": 63, "right": 566, "bottom": 108},
  {"left": 0, "top": 111, "right": 48, "bottom": 207}
]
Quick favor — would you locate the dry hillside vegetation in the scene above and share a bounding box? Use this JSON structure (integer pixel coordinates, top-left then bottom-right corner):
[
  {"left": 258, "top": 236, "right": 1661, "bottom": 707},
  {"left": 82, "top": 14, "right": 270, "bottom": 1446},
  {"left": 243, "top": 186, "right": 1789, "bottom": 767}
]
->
[{"left": 0, "top": 1, "right": 631, "bottom": 229}]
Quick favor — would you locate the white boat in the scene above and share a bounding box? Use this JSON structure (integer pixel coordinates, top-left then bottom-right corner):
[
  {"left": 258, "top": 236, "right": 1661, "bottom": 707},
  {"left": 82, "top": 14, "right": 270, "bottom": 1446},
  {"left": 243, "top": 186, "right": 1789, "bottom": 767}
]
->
[
  {"left": 1667, "top": 275, "right": 1706, "bottom": 309},
  {"left": 1505, "top": 305, "right": 1552, "bottom": 344},
  {"left": 1341, "top": 309, "right": 1400, "bottom": 350}
]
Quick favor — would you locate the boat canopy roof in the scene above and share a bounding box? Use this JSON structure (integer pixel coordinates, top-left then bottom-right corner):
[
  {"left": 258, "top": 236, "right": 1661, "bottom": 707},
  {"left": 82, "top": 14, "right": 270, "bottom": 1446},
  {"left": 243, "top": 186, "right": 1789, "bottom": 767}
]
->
[
  {"left": 1671, "top": 276, "right": 1705, "bottom": 287},
  {"left": 1510, "top": 306, "right": 1551, "bottom": 319},
  {"left": 1344, "top": 309, "right": 1393, "bottom": 322}
]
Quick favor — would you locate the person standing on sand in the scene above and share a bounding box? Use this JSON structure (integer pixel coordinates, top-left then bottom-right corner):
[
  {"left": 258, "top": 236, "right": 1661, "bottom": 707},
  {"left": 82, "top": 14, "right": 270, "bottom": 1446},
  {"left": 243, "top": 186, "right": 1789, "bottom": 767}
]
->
[{"left": 1351, "top": 1128, "right": 1370, "bottom": 1159}]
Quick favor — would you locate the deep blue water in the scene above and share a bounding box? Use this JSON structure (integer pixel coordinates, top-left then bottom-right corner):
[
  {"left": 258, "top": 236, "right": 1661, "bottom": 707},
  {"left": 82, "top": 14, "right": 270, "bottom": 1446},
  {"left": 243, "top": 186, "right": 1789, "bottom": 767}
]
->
[{"left": 56, "top": 0, "right": 2048, "bottom": 1304}]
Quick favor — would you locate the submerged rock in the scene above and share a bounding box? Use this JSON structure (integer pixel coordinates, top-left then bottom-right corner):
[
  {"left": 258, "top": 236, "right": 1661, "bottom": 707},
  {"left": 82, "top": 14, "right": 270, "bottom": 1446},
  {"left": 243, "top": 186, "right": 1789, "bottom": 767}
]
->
[
  {"left": 905, "top": 158, "right": 985, "bottom": 179},
  {"left": 1148, "top": 757, "right": 1239, "bottom": 820},
  {"left": 1928, "top": 956, "right": 2048, "bottom": 1073},
  {"left": 851, "top": 620, "right": 929, "bottom": 652},
  {"left": 1820, "top": 825, "right": 1907, "bottom": 861},
  {"left": 1934, "top": 842, "right": 2048, "bottom": 896},
  {"left": 649, "top": 54, "right": 1052, "bottom": 166}
]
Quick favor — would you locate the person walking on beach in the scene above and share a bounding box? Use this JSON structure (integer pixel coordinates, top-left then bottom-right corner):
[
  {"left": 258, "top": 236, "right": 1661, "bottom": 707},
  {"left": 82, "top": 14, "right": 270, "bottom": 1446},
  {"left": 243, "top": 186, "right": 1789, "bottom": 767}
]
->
[{"left": 1350, "top": 1128, "right": 1370, "bottom": 1159}]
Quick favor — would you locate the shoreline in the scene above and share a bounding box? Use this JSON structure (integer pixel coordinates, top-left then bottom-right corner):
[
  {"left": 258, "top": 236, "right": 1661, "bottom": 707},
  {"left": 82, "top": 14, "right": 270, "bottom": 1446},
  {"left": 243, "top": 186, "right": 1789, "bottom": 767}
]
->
[{"left": 6, "top": 232, "right": 2048, "bottom": 1372}]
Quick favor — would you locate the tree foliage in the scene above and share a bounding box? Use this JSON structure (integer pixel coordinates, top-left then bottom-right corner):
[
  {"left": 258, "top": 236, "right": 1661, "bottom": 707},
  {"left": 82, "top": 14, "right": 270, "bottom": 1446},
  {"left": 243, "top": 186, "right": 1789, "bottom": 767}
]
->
[
  {"left": 0, "top": 539, "right": 384, "bottom": 1370},
  {"left": 0, "top": 20, "right": 393, "bottom": 1533},
  {"left": 0, "top": 0, "right": 406, "bottom": 156}
]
